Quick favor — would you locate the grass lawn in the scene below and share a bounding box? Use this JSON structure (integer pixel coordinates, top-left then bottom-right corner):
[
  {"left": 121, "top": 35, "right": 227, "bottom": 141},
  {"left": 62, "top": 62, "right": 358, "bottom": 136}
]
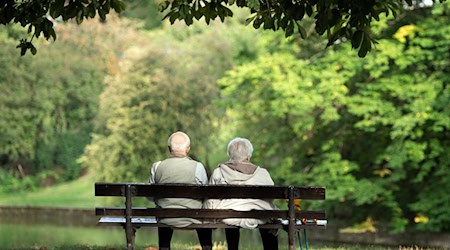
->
[
  {"left": 4, "top": 244, "right": 434, "bottom": 250},
  {"left": 0, "top": 174, "right": 95, "bottom": 208}
]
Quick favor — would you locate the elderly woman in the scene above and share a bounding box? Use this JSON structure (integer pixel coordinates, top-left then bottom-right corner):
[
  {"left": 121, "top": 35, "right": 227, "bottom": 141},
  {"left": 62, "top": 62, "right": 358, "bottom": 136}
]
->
[{"left": 204, "top": 137, "right": 278, "bottom": 250}]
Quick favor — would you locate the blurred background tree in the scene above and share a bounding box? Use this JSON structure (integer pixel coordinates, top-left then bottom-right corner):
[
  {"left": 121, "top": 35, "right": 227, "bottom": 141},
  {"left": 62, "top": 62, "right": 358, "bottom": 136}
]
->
[
  {"left": 218, "top": 2, "right": 449, "bottom": 232},
  {"left": 0, "top": 16, "right": 140, "bottom": 190},
  {"left": 81, "top": 18, "right": 262, "bottom": 181}
]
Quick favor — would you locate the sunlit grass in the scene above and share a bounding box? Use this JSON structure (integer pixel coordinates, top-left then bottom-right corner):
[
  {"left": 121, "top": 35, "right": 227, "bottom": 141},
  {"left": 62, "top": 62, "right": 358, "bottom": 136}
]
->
[
  {"left": 1, "top": 223, "right": 439, "bottom": 250},
  {"left": 0, "top": 174, "right": 94, "bottom": 208},
  {"left": 5, "top": 244, "right": 437, "bottom": 250}
]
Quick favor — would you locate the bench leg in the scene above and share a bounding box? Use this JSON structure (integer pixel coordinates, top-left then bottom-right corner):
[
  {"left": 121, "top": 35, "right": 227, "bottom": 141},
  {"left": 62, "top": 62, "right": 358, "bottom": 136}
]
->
[
  {"left": 288, "top": 186, "right": 296, "bottom": 250},
  {"left": 124, "top": 184, "right": 136, "bottom": 250},
  {"left": 125, "top": 226, "right": 136, "bottom": 250}
]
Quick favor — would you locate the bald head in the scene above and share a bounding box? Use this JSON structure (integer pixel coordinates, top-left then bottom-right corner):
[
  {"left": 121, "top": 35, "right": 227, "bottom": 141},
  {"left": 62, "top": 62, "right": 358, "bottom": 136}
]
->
[{"left": 168, "top": 131, "right": 190, "bottom": 156}]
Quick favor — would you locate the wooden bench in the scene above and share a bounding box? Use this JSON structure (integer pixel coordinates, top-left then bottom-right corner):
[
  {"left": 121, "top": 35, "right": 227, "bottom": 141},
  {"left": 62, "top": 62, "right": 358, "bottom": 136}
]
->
[{"left": 95, "top": 183, "right": 326, "bottom": 250}]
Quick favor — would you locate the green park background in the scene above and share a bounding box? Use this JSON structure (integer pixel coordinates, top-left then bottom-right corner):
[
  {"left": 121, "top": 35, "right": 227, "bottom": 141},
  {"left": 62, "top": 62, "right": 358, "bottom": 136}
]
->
[{"left": 0, "top": 0, "right": 449, "bottom": 249}]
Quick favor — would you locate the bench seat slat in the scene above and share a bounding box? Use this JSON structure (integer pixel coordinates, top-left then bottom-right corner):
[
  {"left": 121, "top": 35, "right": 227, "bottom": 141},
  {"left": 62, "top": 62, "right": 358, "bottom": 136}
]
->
[
  {"left": 95, "top": 207, "right": 326, "bottom": 220},
  {"left": 97, "top": 217, "right": 327, "bottom": 229},
  {"left": 95, "top": 183, "right": 325, "bottom": 200}
]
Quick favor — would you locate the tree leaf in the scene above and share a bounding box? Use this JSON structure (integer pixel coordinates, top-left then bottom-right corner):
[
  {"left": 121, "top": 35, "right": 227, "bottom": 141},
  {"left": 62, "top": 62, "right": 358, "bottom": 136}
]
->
[
  {"left": 76, "top": 10, "right": 84, "bottom": 24},
  {"left": 245, "top": 14, "right": 257, "bottom": 25},
  {"left": 306, "top": 5, "right": 313, "bottom": 17},
  {"left": 298, "top": 24, "right": 307, "bottom": 39},
  {"left": 30, "top": 44, "right": 37, "bottom": 55},
  {"left": 358, "top": 32, "right": 372, "bottom": 57},
  {"left": 253, "top": 17, "right": 263, "bottom": 29},
  {"left": 50, "top": 27, "right": 57, "bottom": 41},
  {"left": 169, "top": 12, "right": 179, "bottom": 24},
  {"left": 263, "top": 14, "right": 274, "bottom": 29},
  {"left": 185, "top": 15, "right": 194, "bottom": 25},
  {"left": 293, "top": 4, "right": 305, "bottom": 20},
  {"left": 246, "top": 0, "right": 260, "bottom": 10},
  {"left": 88, "top": 4, "right": 96, "bottom": 18},
  {"left": 223, "top": 6, "right": 233, "bottom": 17},
  {"left": 285, "top": 21, "right": 294, "bottom": 37},
  {"left": 352, "top": 30, "right": 364, "bottom": 49}
]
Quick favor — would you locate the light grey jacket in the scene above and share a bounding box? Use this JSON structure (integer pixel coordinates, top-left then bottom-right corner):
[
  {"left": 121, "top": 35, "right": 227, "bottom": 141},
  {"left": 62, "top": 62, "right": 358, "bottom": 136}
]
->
[{"left": 204, "top": 162, "right": 278, "bottom": 228}]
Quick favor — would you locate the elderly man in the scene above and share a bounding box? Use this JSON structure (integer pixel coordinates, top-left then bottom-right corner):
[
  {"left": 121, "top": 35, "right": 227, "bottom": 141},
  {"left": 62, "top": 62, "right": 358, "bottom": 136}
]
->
[
  {"left": 204, "top": 137, "right": 278, "bottom": 250},
  {"left": 149, "top": 131, "right": 212, "bottom": 250}
]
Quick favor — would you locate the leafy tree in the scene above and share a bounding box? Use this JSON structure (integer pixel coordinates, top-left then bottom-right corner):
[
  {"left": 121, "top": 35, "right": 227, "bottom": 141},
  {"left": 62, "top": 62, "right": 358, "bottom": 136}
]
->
[
  {"left": 0, "top": 28, "right": 102, "bottom": 179},
  {"left": 121, "top": 0, "right": 163, "bottom": 29},
  {"left": 81, "top": 20, "right": 261, "bottom": 181},
  {"left": 218, "top": 2, "right": 449, "bottom": 232},
  {"left": 0, "top": 17, "right": 139, "bottom": 187},
  {"left": 2, "top": 0, "right": 444, "bottom": 56}
]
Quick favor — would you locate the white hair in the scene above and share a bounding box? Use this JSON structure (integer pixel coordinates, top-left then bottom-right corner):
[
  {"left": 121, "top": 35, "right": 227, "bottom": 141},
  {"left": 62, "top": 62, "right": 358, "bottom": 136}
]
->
[
  {"left": 168, "top": 131, "right": 190, "bottom": 152},
  {"left": 227, "top": 137, "right": 253, "bottom": 162}
]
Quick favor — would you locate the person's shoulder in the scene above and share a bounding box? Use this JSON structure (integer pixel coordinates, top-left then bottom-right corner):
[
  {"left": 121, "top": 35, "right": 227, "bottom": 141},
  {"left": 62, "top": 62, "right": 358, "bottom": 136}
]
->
[
  {"left": 253, "top": 166, "right": 275, "bottom": 185},
  {"left": 210, "top": 163, "right": 225, "bottom": 173},
  {"left": 190, "top": 158, "right": 205, "bottom": 166},
  {"left": 255, "top": 166, "right": 273, "bottom": 176},
  {"left": 152, "top": 160, "right": 162, "bottom": 168},
  {"left": 255, "top": 165, "right": 267, "bottom": 171},
  {"left": 158, "top": 157, "right": 171, "bottom": 163},
  {"left": 215, "top": 163, "right": 227, "bottom": 169},
  {"left": 190, "top": 158, "right": 202, "bottom": 163},
  {"left": 208, "top": 164, "right": 226, "bottom": 181},
  {"left": 188, "top": 159, "right": 208, "bottom": 171},
  {"left": 217, "top": 162, "right": 229, "bottom": 168}
]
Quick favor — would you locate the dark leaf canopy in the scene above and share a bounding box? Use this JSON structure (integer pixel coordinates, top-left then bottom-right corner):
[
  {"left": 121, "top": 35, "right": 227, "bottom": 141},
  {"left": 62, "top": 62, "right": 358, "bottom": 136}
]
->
[{"left": 0, "top": 0, "right": 445, "bottom": 56}]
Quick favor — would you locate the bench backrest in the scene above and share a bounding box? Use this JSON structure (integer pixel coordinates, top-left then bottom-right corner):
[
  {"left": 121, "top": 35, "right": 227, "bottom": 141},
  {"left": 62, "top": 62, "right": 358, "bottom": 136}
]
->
[
  {"left": 95, "top": 183, "right": 326, "bottom": 220},
  {"left": 95, "top": 183, "right": 325, "bottom": 200}
]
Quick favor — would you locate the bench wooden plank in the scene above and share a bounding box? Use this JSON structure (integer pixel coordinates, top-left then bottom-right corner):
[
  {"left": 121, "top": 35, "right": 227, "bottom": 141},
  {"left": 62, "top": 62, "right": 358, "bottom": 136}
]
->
[
  {"left": 95, "top": 183, "right": 325, "bottom": 200},
  {"left": 97, "top": 217, "right": 327, "bottom": 229},
  {"left": 95, "top": 207, "right": 326, "bottom": 220}
]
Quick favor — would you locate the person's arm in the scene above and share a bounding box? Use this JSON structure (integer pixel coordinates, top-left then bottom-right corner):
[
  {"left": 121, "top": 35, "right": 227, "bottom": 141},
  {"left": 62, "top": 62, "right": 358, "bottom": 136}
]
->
[
  {"left": 258, "top": 168, "right": 278, "bottom": 209},
  {"left": 195, "top": 163, "right": 208, "bottom": 184},
  {"left": 149, "top": 161, "right": 161, "bottom": 184},
  {"left": 147, "top": 161, "right": 161, "bottom": 201},
  {"left": 260, "top": 167, "right": 275, "bottom": 185}
]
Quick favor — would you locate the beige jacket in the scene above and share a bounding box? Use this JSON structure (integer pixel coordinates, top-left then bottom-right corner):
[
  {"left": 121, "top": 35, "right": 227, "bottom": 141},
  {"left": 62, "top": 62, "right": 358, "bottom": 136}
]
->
[{"left": 203, "top": 162, "right": 278, "bottom": 228}]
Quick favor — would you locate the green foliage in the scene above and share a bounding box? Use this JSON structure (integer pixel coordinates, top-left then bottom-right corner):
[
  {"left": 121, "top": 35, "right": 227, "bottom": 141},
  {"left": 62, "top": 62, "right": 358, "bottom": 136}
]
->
[
  {"left": 0, "top": 30, "right": 102, "bottom": 179},
  {"left": 0, "top": 0, "right": 126, "bottom": 55},
  {"left": 0, "top": 18, "right": 140, "bottom": 189},
  {"left": 81, "top": 21, "right": 261, "bottom": 182},
  {"left": 218, "top": 50, "right": 365, "bottom": 218},
  {"left": 218, "top": 2, "right": 449, "bottom": 232},
  {"left": 121, "top": 0, "right": 163, "bottom": 29},
  {"left": 158, "top": 0, "right": 436, "bottom": 57},
  {"left": 2, "top": 0, "right": 440, "bottom": 57},
  {"left": 0, "top": 169, "right": 61, "bottom": 193}
]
